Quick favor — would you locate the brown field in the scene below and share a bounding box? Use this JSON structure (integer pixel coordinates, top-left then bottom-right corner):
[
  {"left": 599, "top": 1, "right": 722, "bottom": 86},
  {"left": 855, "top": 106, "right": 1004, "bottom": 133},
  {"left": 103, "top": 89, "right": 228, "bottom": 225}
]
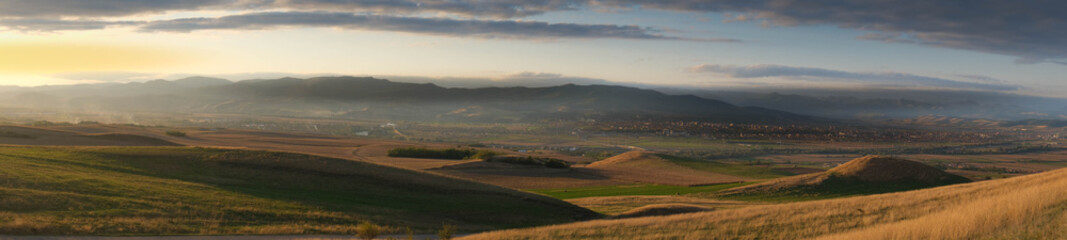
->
[
  {"left": 585, "top": 151, "right": 746, "bottom": 186},
  {"left": 565, "top": 195, "right": 757, "bottom": 216},
  {"left": 74, "top": 125, "right": 732, "bottom": 189},
  {"left": 0, "top": 126, "right": 179, "bottom": 146},
  {"left": 432, "top": 168, "right": 626, "bottom": 189},
  {"left": 718, "top": 156, "right": 970, "bottom": 197},
  {"left": 612, "top": 204, "right": 715, "bottom": 219},
  {"left": 460, "top": 166, "right": 1067, "bottom": 240},
  {"left": 32, "top": 124, "right": 619, "bottom": 189}
]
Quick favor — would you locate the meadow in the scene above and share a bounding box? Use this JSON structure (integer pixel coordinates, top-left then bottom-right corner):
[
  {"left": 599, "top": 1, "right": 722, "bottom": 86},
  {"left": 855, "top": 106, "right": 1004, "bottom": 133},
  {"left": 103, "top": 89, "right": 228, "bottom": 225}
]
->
[
  {"left": 528, "top": 182, "right": 749, "bottom": 200},
  {"left": 3, "top": 123, "right": 1064, "bottom": 239},
  {"left": 461, "top": 166, "right": 1067, "bottom": 239},
  {"left": 0, "top": 146, "right": 597, "bottom": 235},
  {"left": 658, "top": 154, "right": 795, "bottom": 179}
]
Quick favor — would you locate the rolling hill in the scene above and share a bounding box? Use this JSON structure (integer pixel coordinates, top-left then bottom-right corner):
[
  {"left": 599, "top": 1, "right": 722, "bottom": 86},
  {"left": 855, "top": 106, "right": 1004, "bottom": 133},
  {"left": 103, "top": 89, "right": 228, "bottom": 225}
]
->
[
  {"left": 0, "top": 146, "right": 598, "bottom": 235},
  {"left": 585, "top": 151, "right": 746, "bottom": 186},
  {"left": 461, "top": 163, "right": 1067, "bottom": 239},
  {"left": 718, "top": 156, "right": 971, "bottom": 200},
  {"left": 664, "top": 89, "right": 1067, "bottom": 120},
  {"left": 0, "top": 126, "right": 179, "bottom": 146}
]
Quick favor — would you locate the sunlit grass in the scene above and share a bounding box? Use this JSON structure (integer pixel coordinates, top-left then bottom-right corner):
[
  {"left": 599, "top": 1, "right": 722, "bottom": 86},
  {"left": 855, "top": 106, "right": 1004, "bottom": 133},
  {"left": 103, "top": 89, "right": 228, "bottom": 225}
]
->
[
  {"left": 528, "top": 182, "right": 749, "bottom": 200},
  {"left": 462, "top": 167, "right": 1067, "bottom": 240},
  {"left": 0, "top": 146, "right": 596, "bottom": 235}
]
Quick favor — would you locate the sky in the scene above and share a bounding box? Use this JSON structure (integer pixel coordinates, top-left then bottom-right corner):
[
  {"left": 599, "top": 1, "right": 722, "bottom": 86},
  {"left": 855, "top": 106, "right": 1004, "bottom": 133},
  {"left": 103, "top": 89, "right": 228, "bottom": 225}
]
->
[{"left": 0, "top": 0, "right": 1064, "bottom": 98}]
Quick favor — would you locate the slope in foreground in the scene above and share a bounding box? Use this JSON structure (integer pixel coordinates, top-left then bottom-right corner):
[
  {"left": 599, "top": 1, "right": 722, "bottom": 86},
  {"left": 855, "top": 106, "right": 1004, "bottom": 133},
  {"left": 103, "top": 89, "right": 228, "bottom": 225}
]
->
[
  {"left": 0, "top": 146, "right": 598, "bottom": 235},
  {"left": 462, "top": 159, "right": 1067, "bottom": 239}
]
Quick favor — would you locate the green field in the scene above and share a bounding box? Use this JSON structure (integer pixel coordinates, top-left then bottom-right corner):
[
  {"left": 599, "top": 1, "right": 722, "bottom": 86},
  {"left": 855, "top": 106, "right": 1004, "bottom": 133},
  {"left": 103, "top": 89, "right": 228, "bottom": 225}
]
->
[
  {"left": 0, "top": 146, "right": 598, "bottom": 235},
  {"left": 528, "top": 182, "right": 749, "bottom": 199},
  {"left": 658, "top": 154, "right": 795, "bottom": 179}
]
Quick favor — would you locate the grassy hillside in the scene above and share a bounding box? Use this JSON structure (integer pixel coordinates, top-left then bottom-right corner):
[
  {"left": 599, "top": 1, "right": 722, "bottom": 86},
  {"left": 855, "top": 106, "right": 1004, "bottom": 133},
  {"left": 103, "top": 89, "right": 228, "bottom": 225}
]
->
[
  {"left": 0, "top": 146, "right": 598, "bottom": 235},
  {"left": 461, "top": 165, "right": 1067, "bottom": 239},
  {"left": 529, "top": 182, "right": 748, "bottom": 200},
  {"left": 718, "top": 156, "right": 971, "bottom": 201},
  {"left": 0, "top": 126, "right": 179, "bottom": 146},
  {"left": 585, "top": 151, "right": 746, "bottom": 186},
  {"left": 658, "top": 154, "right": 795, "bottom": 179}
]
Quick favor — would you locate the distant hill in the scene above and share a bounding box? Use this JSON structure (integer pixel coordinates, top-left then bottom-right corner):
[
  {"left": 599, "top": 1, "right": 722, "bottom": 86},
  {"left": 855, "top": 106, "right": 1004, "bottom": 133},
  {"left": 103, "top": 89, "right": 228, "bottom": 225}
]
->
[
  {"left": 0, "top": 126, "right": 179, "bottom": 146},
  {"left": 717, "top": 156, "right": 970, "bottom": 200},
  {"left": 200, "top": 76, "right": 808, "bottom": 122},
  {"left": 0, "top": 76, "right": 812, "bottom": 123},
  {"left": 661, "top": 89, "right": 1067, "bottom": 121}
]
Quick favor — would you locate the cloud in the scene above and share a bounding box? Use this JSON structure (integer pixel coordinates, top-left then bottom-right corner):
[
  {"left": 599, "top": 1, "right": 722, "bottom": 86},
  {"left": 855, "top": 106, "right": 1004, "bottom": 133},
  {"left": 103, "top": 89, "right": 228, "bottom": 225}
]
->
[
  {"left": 689, "top": 64, "right": 1021, "bottom": 91},
  {"left": 0, "top": 0, "right": 230, "bottom": 18},
  {"left": 0, "top": 1, "right": 740, "bottom": 41},
  {"left": 138, "top": 11, "right": 699, "bottom": 41},
  {"left": 587, "top": 0, "right": 1067, "bottom": 64},
  {"left": 0, "top": 18, "right": 142, "bottom": 31},
  {"left": 0, "top": 0, "right": 581, "bottom": 19},
  {"left": 269, "top": 0, "right": 582, "bottom": 19},
  {"left": 2, "top": 0, "right": 1061, "bottom": 61}
]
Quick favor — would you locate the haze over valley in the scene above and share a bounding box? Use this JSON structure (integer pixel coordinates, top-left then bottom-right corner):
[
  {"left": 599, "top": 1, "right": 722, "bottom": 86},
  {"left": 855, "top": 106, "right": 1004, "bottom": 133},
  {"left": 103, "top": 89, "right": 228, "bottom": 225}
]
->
[{"left": 0, "top": 1, "right": 1065, "bottom": 239}]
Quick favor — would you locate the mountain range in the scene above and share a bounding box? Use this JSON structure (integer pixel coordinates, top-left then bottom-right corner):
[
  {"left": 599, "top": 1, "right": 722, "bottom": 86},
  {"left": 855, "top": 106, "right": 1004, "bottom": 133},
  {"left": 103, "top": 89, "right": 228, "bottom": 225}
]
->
[
  {"left": 4, "top": 76, "right": 1063, "bottom": 124},
  {"left": 0, "top": 76, "right": 807, "bottom": 123},
  {"left": 660, "top": 88, "right": 1067, "bottom": 121}
]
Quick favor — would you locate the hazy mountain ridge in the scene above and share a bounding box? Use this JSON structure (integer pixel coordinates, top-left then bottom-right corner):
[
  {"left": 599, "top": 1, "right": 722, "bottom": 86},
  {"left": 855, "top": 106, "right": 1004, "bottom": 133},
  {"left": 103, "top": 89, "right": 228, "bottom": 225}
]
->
[
  {"left": 660, "top": 89, "right": 1067, "bottom": 121},
  {"left": 0, "top": 76, "right": 807, "bottom": 123}
]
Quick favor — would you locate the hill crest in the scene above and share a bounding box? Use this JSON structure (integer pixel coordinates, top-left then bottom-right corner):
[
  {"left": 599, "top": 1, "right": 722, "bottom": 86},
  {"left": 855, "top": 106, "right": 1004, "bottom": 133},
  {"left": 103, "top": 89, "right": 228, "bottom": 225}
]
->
[
  {"left": 718, "top": 155, "right": 970, "bottom": 198},
  {"left": 826, "top": 156, "right": 967, "bottom": 184}
]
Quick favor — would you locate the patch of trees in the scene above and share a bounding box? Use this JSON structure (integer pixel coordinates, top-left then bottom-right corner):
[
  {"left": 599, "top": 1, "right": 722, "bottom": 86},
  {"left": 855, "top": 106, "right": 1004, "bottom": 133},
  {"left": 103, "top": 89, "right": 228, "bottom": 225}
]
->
[
  {"left": 487, "top": 156, "right": 571, "bottom": 169},
  {"left": 354, "top": 221, "right": 455, "bottom": 240},
  {"left": 165, "top": 130, "right": 187, "bottom": 137},
  {"left": 387, "top": 147, "right": 497, "bottom": 160}
]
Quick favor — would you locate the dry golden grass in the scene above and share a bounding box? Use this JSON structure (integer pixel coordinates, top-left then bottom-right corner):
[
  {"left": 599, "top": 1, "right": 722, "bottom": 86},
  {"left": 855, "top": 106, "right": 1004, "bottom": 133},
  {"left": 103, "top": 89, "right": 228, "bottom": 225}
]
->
[
  {"left": 758, "top": 151, "right": 1067, "bottom": 179},
  {"left": 586, "top": 151, "right": 746, "bottom": 186},
  {"left": 461, "top": 167, "right": 1067, "bottom": 240},
  {"left": 432, "top": 168, "right": 626, "bottom": 189},
  {"left": 0, "top": 146, "right": 600, "bottom": 235},
  {"left": 0, "top": 126, "right": 178, "bottom": 146},
  {"left": 613, "top": 204, "right": 714, "bottom": 219},
  {"left": 565, "top": 195, "right": 756, "bottom": 215},
  {"left": 22, "top": 125, "right": 618, "bottom": 189},
  {"left": 718, "top": 156, "right": 970, "bottom": 198}
]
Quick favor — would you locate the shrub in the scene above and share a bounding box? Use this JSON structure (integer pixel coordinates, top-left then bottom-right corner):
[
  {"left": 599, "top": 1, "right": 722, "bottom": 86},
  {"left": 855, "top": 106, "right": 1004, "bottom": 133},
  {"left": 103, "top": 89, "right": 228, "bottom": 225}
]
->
[
  {"left": 438, "top": 223, "right": 457, "bottom": 240},
  {"left": 543, "top": 159, "right": 571, "bottom": 169},
  {"left": 467, "top": 150, "right": 499, "bottom": 160},
  {"left": 165, "top": 130, "right": 187, "bottom": 137},
  {"left": 387, "top": 147, "right": 478, "bottom": 160},
  {"left": 356, "top": 221, "right": 381, "bottom": 240}
]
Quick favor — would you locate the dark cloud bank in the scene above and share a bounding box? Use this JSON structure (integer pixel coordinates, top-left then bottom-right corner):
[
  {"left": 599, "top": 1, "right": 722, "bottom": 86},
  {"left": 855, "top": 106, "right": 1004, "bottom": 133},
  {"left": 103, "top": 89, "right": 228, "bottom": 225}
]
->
[
  {"left": 689, "top": 64, "right": 1021, "bottom": 91},
  {"left": 0, "top": 0, "right": 1063, "bottom": 62}
]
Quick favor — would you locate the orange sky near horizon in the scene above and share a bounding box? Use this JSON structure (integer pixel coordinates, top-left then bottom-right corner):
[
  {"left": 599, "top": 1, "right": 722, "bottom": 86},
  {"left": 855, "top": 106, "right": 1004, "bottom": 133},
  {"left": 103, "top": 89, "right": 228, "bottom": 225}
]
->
[{"left": 0, "top": 41, "right": 192, "bottom": 74}]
